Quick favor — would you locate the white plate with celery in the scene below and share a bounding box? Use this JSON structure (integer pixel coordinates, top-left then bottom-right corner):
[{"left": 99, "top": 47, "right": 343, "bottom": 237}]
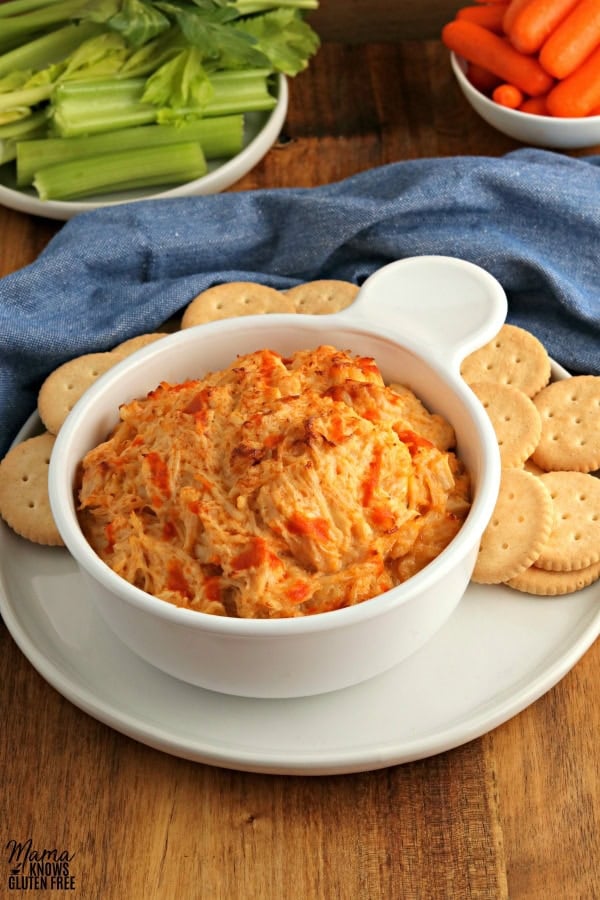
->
[{"left": 0, "top": 0, "right": 319, "bottom": 221}]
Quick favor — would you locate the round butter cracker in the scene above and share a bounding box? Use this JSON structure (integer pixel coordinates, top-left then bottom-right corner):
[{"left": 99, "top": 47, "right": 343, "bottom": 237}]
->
[
  {"left": 0, "top": 432, "right": 63, "bottom": 546},
  {"left": 470, "top": 381, "right": 542, "bottom": 468},
  {"left": 38, "top": 352, "right": 117, "bottom": 435},
  {"left": 506, "top": 558, "right": 600, "bottom": 596},
  {"left": 461, "top": 323, "right": 551, "bottom": 397},
  {"left": 181, "top": 282, "right": 294, "bottom": 327},
  {"left": 523, "top": 456, "right": 547, "bottom": 476},
  {"left": 112, "top": 332, "right": 168, "bottom": 358},
  {"left": 285, "top": 280, "right": 359, "bottom": 314},
  {"left": 472, "top": 468, "right": 554, "bottom": 585},
  {"left": 534, "top": 471, "right": 600, "bottom": 572},
  {"left": 532, "top": 375, "right": 600, "bottom": 473}
]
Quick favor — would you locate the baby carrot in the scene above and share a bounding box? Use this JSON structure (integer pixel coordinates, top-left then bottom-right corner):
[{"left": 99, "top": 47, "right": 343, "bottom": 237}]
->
[
  {"left": 539, "top": 0, "right": 600, "bottom": 78},
  {"left": 442, "top": 19, "right": 554, "bottom": 95},
  {"left": 467, "top": 61, "right": 503, "bottom": 93},
  {"left": 457, "top": 4, "right": 509, "bottom": 32},
  {"left": 519, "top": 94, "right": 550, "bottom": 113},
  {"left": 506, "top": 0, "right": 580, "bottom": 54},
  {"left": 503, "top": 0, "right": 534, "bottom": 34},
  {"left": 492, "top": 82, "right": 525, "bottom": 106},
  {"left": 546, "top": 42, "right": 600, "bottom": 115}
]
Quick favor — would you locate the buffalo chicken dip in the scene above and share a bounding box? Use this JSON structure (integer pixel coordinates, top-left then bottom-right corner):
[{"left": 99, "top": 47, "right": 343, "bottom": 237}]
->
[{"left": 77, "top": 346, "right": 471, "bottom": 618}]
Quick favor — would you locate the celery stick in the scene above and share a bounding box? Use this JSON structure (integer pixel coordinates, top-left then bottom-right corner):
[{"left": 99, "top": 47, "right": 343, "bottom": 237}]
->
[
  {"left": 193, "top": 69, "right": 277, "bottom": 117},
  {"left": 0, "top": 0, "right": 68, "bottom": 17},
  {"left": 0, "top": 108, "right": 47, "bottom": 138},
  {"left": 17, "top": 115, "right": 243, "bottom": 186},
  {"left": 0, "top": 82, "right": 55, "bottom": 114},
  {"left": 52, "top": 70, "right": 276, "bottom": 137},
  {"left": 0, "top": 1, "right": 91, "bottom": 52},
  {"left": 0, "top": 23, "right": 103, "bottom": 77},
  {"left": 1, "top": 123, "right": 46, "bottom": 163},
  {"left": 32, "top": 141, "right": 207, "bottom": 201},
  {"left": 51, "top": 77, "right": 155, "bottom": 137},
  {"left": 232, "top": 0, "right": 318, "bottom": 11},
  {"left": 0, "top": 109, "right": 47, "bottom": 162},
  {"left": 53, "top": 102, "right": 157, "bottom": 137}
]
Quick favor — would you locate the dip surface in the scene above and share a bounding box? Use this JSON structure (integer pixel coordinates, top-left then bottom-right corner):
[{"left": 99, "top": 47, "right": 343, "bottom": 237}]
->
[{"left": 77, "top": 345, "right": 471, "bottom": 618}]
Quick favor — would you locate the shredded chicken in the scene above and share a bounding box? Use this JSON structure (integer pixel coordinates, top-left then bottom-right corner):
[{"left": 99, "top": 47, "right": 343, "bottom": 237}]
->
[{"left": 77, "top": 345, "right": 471, "bottom": 618}]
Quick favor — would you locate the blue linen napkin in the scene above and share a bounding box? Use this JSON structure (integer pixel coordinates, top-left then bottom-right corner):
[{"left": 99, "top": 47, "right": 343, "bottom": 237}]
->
[{"left": 1, "top": 147, "right": 599, "bottom": 458}]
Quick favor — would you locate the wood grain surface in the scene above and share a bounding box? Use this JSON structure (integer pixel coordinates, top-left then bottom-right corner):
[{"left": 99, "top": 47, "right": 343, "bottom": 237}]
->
[
  {"left": 308, "top": 1, "right": 465, "bottom": 42},
  {"left": 1, "top": 40, "right": 599, "bottom": 900}
]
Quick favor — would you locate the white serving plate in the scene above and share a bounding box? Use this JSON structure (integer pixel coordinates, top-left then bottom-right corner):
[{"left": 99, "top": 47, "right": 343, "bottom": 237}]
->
[
  {"left": 0, "top": 75, "right": 287, "bottom": 222},
  {"left": 1, "top": 359, "right": 598, "bottom": 775}
]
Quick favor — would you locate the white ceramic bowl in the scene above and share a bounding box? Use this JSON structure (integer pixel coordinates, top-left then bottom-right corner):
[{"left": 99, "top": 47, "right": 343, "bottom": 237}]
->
[
  {"left": 451, "top": 52, "right": 600, "bottom": 149},
  {"left": 49, "top": 255, "right": 507, "bottom": 698},
  {"left": 0, "top": 75, "right": 287, "bottom": 222}
]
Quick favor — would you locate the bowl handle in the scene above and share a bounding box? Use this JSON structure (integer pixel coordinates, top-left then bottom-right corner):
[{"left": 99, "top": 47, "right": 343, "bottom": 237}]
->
[{"left": 348, "top": 256, "right": 507, "bottom": 370}]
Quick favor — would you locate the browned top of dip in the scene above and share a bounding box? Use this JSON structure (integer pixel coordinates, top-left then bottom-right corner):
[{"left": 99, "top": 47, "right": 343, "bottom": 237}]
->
[{"left": 77, "top": 345, "right": 470, "bottom": 618}]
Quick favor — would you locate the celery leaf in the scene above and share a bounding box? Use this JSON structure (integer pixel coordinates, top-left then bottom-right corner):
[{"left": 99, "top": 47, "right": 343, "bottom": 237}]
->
[
  {"left": 119, "top": 28, "right": 186, "bottom": 77},
  {"left": 76, "top": 0, "right": 122, "bottom": 25},
  {"left": 142, "top": 46, "right": 213, "bottom": 110},
  {"left": 236, "top": 8, "right": 320, "bottom": 75},
  {"left": 107, "top": 0, "right": 172, "bottom": 47},
  {"left": 61, "top": 32, "right": 129, "bottom": 79},
  {"left": 157, "top": 2, "right": 270, "bottom": 69}
]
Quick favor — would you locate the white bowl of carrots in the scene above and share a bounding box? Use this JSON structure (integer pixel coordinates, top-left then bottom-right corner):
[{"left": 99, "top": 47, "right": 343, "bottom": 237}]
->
[{"left": 443, "top": 0, "right": 600, "bottom": 149}]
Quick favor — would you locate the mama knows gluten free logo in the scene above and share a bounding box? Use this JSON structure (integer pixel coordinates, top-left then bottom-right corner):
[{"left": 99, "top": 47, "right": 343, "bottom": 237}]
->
[{"left": 5, "top": 838, "right": 76, "bottom": 892}]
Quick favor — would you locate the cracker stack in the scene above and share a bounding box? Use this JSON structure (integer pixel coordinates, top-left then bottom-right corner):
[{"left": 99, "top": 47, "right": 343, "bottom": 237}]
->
[{"left": 464, "top": 324, "right": 600, "bottom": 596}]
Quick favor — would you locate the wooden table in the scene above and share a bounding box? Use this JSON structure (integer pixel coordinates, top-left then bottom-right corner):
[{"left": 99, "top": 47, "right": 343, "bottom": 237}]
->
[{"left": 1, "top": 41, "right": 599, "bottom": 900}]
